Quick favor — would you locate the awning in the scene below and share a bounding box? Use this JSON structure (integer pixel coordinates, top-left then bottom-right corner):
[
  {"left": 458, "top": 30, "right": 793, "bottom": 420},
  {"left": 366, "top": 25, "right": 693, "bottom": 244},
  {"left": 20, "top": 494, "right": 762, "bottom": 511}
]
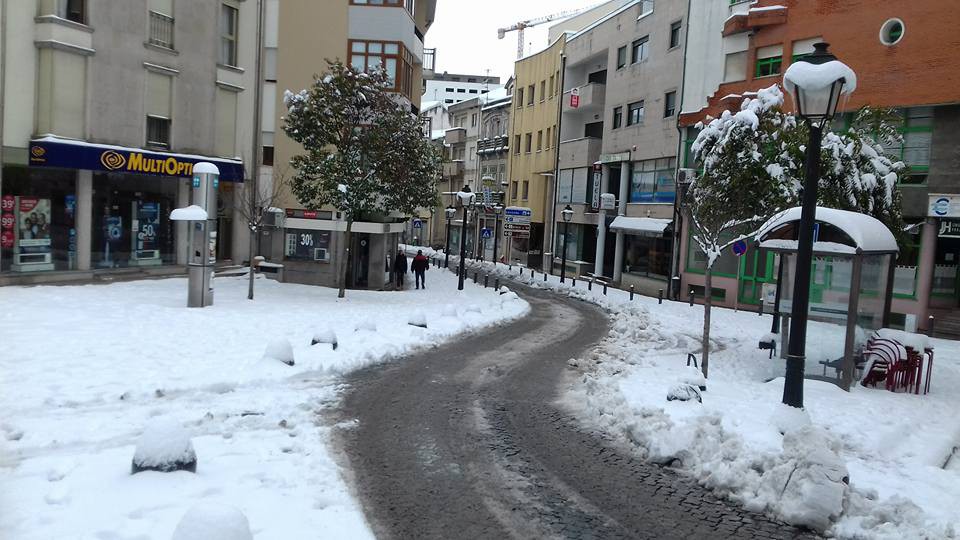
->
[
  {"left": 28, "top": 136, "right": 245, "bottom": 182},
  {"left": 609, "top": 216, "right": 672, "bottom": 236}
]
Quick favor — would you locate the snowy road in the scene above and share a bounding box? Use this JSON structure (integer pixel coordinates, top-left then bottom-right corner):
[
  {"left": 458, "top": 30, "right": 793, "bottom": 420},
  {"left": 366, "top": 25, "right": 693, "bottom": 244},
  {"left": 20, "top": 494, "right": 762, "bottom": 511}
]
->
[{"left": 336, "top": 284, "right": 816, "bottom": 539}]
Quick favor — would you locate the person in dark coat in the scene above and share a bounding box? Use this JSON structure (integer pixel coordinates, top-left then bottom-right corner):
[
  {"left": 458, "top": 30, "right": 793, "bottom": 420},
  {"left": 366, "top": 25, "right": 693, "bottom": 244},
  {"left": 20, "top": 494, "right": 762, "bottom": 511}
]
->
[
  {"left": 394, "top": 250, "right": 408, "bottom": 289},
  {"left": 411, "top": 250, "right": 429, "bottom": 289}
]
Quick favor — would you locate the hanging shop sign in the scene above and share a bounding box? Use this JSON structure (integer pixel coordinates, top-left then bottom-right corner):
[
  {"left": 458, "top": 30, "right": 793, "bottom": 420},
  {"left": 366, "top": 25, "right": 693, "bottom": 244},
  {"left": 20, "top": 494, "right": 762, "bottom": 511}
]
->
[
  {"left": 570, "top": 87, "right": 580, "bottom": 109},
  {"left": 28, "top": 138, "right": 244, "bottom": 182},
  {"left": 929, "top": 194, "right": 960, "bottom": 218}
]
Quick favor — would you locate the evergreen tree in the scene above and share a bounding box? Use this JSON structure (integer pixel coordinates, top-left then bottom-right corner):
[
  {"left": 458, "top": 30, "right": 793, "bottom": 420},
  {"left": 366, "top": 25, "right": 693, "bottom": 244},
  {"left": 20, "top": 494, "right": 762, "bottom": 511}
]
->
[{"left": 282, "top": 61, "right": 440, "bottom": 298}]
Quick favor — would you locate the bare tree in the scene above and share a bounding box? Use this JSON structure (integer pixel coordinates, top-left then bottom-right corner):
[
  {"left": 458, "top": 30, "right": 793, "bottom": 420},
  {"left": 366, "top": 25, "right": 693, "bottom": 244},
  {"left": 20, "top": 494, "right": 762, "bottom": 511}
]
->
[{"left": 230, "top": 170, "right": 289, "bottom": 300}]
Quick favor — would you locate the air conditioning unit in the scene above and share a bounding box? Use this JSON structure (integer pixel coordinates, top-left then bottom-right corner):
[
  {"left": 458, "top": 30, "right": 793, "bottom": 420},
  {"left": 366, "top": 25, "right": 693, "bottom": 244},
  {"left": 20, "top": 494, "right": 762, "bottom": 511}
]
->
[
  {"left": 676, "top": 168, "right": 697, "bottom": 184},
  {"left": 314, "top": 248, "right": 329, "bottom": 262}
]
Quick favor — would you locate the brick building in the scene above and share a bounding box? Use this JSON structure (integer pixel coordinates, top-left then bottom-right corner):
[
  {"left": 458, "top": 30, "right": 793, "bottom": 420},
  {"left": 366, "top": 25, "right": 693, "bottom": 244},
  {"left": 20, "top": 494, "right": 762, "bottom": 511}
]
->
[{"left": 676, "top": 0, "right": 960, "bottom": 335}]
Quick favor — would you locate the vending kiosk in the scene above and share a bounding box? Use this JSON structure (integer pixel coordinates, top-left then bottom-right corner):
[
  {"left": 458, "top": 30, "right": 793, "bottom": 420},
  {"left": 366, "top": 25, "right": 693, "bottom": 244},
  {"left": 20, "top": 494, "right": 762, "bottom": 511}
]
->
[{"left": 171, "top": 162, "right": 219, "bottom": 307}]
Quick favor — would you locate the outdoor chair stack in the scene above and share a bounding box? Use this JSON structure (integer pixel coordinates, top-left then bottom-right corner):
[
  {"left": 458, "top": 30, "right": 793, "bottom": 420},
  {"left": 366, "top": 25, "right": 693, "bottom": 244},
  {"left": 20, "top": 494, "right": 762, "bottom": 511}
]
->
[{"left": 860, "top": 329, "right": 934, "bottom": 394}]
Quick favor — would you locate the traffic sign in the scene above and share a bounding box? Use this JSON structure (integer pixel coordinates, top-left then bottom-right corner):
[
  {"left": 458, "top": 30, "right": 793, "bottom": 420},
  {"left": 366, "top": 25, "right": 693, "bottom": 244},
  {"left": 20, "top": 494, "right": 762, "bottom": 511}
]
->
[
  {"left": 732, "top": 240, "right": 748, "bottom": 257},
  {"left": 481, "top": 228, "right": 492, "bottom": 239},
  {"left": 412, "top": 219, "right": 423, "bottom": 229}
]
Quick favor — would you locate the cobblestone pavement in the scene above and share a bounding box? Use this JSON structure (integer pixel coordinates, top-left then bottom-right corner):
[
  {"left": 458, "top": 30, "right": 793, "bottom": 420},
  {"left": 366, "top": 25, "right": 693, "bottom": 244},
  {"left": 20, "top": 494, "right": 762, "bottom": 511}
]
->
[{"left": 335, "top": 285, "right": 818, "bottom": 539}]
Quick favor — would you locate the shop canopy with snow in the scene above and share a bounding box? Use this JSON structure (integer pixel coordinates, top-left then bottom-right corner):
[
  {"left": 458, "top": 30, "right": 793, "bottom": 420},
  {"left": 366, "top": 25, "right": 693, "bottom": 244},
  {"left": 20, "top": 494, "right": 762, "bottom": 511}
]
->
[{"left": 754, "top": 207, "right": 899, "bottom": 389}]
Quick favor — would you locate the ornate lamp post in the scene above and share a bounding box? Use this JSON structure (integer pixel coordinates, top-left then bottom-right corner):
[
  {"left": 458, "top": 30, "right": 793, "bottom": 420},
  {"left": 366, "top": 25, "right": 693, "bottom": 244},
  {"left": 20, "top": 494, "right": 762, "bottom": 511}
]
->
[
  {"left": 560, "top": 205, "right": 573, "bottom": 283},
  {"left": 492, "top": 202, "right": 504, "bottom": 265},
  {"left": 444, "top": 205, "right": 456, "bottom": 269},
  {"left": 781, "top": 42, "right": 856, "bottom": 408},
  {"left": 456, "top": 185, "right": 475, "bottom": 291}
]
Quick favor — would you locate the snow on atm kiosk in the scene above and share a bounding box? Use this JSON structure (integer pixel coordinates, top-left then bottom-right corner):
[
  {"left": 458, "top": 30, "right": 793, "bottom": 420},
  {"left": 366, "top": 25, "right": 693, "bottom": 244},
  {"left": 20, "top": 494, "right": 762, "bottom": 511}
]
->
[{"left": 170, "top": 162, "right": 219, "bottom": 307}]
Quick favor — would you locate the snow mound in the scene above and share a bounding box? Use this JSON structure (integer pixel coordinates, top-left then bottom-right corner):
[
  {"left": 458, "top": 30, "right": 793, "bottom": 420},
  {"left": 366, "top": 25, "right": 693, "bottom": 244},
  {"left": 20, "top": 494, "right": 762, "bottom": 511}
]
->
[
  {"left": 355, "top": 320, "right": 377, "bottom": 332},
  {"left": 131, "top": 419, "right": 197, "bottom": 474},
  {"left": 678, "top": 366, "right": 706, "bottom": 390},
  {"left": 262, "top": 338, "right": 295, "bottom": 366},
  {"left": 465, "top": 304, "right": 482, "bottom": 314},
  {"left": 172, "top": 503, "right": 253, "bottom": 540},
  {"left": 441, "top": 304, "right": 458, "bottom": 318},
  {"left": 408, "top": 310, "right": 428, "bottom": 328},
  {"left": 771, "top": 403, "right": 812, "bottom": 435},
  {"left": 500, "top": 292, "right": 520, "bottom": 302},
  {"left": 311, "top": 326, "right": 338, "bottom": 350},
  {"left": 667, "top": 383, "right": 702, "bottom": 403}
]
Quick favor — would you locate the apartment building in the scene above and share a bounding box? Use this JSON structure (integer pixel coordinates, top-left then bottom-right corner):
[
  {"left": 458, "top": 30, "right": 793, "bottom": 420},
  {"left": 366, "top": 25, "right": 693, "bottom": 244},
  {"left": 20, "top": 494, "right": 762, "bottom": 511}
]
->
[
  {"left": 554, "top": 0, "right": 686, "bottom": 295},
  {"left": 424, "top": 72, "right": 501, "bottom": 105},
  {"left": 262, "top": 0, "right": 437, "bottom": 290},
  {"left": 1, "top": 0, "right": 258, "bottom": 285},
  {"left": 676, "top": 0, "right": 960, "bottom": 334},
  {"left": 507, "top": 35, "right": 565, "bottom": 269}
]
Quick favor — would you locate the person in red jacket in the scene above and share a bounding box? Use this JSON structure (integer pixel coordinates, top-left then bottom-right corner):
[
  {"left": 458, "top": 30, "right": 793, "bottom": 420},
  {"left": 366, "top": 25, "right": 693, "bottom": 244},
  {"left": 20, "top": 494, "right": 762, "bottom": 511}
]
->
[{"left": 411, "top": 250, "right": 429, "bottom": 290}]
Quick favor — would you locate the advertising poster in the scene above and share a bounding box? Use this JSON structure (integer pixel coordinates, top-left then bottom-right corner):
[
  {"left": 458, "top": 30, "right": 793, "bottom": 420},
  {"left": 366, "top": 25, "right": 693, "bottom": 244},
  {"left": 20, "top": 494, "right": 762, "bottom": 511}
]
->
[
  {"left": 134, "top": 201, "right": 160, "bottom": 253},
  {"left": 1, "top": 195, "right": 14, "bottom": 249},
  {"left": 15, "top": 197, "right": 52, "bottom": 255}
]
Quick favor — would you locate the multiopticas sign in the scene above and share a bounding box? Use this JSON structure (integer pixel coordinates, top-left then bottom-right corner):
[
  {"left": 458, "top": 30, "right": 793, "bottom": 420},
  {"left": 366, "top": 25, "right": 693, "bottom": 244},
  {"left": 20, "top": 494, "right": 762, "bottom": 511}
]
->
[{"left": 28, "top": 138, "right": 244, "bottom": 182}]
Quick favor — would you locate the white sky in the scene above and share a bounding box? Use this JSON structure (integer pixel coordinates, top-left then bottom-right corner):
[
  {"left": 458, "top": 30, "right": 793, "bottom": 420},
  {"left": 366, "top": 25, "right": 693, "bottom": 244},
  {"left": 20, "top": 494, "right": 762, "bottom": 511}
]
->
[{"left": 425, "top": 0, "right": 604, "bottom": 84}]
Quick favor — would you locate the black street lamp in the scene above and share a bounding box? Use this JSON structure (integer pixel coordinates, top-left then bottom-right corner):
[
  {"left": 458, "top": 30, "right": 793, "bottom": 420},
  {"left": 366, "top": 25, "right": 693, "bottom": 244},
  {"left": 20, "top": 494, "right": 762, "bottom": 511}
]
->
[
  {"left": 560, "top": 205, "right": 573, "bottom": 283},
  {"left": 444, "top": 205, "right": 456, "bottom": 269},
  {"left": 493, "top": 201, "right": 504, "bottom": 265},
  {"left": 456, "top": 185, "right": 474, "bottom": 291},
  {"left": 781, "top": 42, "right": 855, "bottom": 408}
]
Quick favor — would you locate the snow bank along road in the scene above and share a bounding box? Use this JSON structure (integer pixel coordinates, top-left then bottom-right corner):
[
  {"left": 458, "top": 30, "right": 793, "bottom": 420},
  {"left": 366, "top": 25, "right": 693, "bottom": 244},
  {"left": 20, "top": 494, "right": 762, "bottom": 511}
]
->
[{"left": 336, "top": 284, "right": 816, "bottom": 539}]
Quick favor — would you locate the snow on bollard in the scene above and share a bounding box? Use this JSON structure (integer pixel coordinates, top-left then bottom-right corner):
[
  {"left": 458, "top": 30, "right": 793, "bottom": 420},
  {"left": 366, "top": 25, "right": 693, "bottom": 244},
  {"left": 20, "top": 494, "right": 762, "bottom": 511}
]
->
[
  {"left": 679, "top": 366, "right": 707, "bottom": 391},
  {"left": 666, "top": 383, "right": 702, "bottom": 403},
  {"left": 131, "top": 418, "right": 197, "bottom": 474},
  {"left": 441, "top": 304, "right": 458, "bottom": 318},
  {"left": 408, "top": 310, "right": 428, "bottom": 329},
  {"left": 310, "top": 326, "right": 338, "bottom": 350},
  {"left": 262, "top": 338, "right": 295, "bottom": 366},
  {"left": 355, "top": 320, "right": 377, "bottom": 333},
  {"left": 171, "top": 503, "right": 253, "bottom": 540}
]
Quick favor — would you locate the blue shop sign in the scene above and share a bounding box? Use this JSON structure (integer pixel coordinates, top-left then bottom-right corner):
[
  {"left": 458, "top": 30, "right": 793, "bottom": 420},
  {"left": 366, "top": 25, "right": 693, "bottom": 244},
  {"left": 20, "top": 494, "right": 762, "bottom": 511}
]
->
[{"left": 28, "top": 137, "right": 244, "bottom": 182}]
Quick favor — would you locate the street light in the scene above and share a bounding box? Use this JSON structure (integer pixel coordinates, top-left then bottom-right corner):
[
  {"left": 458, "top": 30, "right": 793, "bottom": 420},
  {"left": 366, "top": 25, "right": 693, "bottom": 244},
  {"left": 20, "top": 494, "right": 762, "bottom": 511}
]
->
[
  {"left": 492, "top": 201, "right": 504, "bottom": 265},
  {"left": 781, "top": 42, "right": 856, "bottom": 409},
  {"left": 444, "top": 205, "right": 456, "bottom": 269},
  {"left": 560, "top": 205, "right": 573, "bottom": 283},
  {"left": 456, "top": 185, "right": 475, "bottom": 291}
]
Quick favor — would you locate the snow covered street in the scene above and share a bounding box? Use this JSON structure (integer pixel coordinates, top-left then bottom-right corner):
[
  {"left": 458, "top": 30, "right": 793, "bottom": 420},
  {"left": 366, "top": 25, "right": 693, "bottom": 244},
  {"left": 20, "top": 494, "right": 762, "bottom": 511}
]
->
[{"left": 0, "top": 272, "right": 528, "bottom": 539}]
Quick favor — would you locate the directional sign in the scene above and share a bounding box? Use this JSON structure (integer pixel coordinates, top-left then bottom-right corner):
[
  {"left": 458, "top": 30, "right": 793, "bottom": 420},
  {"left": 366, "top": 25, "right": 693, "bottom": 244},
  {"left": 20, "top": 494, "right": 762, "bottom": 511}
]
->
[
  {"left": 481, "top": 228, "right": 492, "bottom": 239},
  {"left": 412, "top": 219, "right": 423, "bottom": 229}
]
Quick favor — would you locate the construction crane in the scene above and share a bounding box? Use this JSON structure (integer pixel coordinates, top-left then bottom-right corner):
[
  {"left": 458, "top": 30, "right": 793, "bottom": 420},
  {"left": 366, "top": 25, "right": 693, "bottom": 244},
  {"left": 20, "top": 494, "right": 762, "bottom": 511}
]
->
[{"left": 497, "top": 3, "right": 603, "bottom": 59}]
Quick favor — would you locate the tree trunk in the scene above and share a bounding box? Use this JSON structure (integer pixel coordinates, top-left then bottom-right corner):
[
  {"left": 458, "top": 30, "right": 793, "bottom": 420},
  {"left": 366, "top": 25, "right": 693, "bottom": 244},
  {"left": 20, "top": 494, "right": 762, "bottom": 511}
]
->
[
  {"left": 247, "top": 224, "right": 257, "bottom": 300},
  {"left": 338, "top": 219, "right": 353, "bottom": 299},
  {"left": 701, "top": 265, "right": 713, "bottom": 379}
]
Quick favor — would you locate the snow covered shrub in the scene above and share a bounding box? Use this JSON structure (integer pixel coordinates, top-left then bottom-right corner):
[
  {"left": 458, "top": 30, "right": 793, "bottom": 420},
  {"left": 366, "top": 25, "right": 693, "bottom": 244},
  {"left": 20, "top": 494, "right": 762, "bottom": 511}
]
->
[
  {"left": 171, "top": 503, "right": 253, "bottom": 540},
  {"left": 131, "top": 419, "right": 197, "bottom": 474}
]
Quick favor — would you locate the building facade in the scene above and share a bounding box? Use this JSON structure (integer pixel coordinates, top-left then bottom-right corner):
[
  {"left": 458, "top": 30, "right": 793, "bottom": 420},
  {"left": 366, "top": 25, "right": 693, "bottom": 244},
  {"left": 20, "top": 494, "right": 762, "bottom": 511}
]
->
[
  {"left": 262, "top": 0, "right": 437, "bottom": 290},
  {"left": 424, "top": 72, "right": 500, "bottom": 105},
  {"left": 554, "top": 0, "right": 687, "bottom": 294},
  {"left": 676, "top": 0, "right": 960, "bottom": 334},
  {"left": 0, "top": 0, "right": 258, "bottom": 285}
]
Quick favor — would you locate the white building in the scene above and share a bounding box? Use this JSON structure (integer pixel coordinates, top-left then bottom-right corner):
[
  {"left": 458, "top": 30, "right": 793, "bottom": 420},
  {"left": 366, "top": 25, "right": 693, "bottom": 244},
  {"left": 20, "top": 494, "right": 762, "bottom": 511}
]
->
[{"left": 424, "top": 72, "right": 501, "bottom": 105}]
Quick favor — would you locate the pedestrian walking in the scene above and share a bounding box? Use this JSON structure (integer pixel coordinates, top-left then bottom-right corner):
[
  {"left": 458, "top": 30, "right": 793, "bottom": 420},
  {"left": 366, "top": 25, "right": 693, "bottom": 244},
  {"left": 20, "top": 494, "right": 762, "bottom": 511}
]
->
[
  {"left": 412, "top": 250, "right": 429, "bottom": 289},
  {"left": 394, "top": 250, "right": 408, "bottom": 289}
]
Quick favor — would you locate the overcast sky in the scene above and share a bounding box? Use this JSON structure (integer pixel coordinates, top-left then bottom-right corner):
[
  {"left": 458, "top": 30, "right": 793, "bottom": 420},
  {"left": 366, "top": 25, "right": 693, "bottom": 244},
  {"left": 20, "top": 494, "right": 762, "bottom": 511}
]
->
[{"left": 425, "top": 0, "right": 603, "bottom": 84}]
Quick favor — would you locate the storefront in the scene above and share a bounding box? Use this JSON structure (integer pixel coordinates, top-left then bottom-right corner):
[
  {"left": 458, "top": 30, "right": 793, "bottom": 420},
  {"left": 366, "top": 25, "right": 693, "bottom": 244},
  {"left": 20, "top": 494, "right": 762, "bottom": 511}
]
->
[
  {"left": 929, "top": 194, "right": 960, "bottom": 308},
  {"left": 0, "top": 137, "right": 243, "bottom": 279}
]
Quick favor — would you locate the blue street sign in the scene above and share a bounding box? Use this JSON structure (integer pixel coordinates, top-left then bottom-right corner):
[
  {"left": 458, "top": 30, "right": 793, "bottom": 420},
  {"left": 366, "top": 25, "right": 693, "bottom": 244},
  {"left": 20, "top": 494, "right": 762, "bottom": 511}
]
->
[
  {"left": 481, "top": 228, "right": 492, "bottom": 239},
  {"left": 412, "top": 219, "right": 423, "bottom": 229},
  {"left": 732, "top": 240, "right": 748, "bottom": 256},
  {"left": 813, "top": 223, "right": 820, "bottom": 243}
]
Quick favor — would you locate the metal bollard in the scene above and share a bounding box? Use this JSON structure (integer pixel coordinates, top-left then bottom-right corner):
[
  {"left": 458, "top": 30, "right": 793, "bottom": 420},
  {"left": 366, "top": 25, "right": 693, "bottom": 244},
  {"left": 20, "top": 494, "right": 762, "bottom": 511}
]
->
[
  {"left": 473, "top": 271, "right": 478, "bottom": 283},
  {"left": 495, "top": 278, "right": 500, "bottom": 290},
  {"left": 630, "top": 285, "right": 634, "bottom": 301},
  {"left": 758, "top": 302, "right": 764, "bottom": 316},
  {"left": 603, "top": 283, "right": 607, "bottom": 295},
  {"left": 543, "top": 272, "right": 548, "bottom": 282},
  {"left": 572, "top": 277, "right": 576, "bottom": 287},
  {"left": 588, "top": 279, "right": 593, "bottom": 291},
  {"left": 658, "top": 289, "right": 663, "bottom": 304},
  {"left": 531, "top": 269, "right": 535, "bottom": 278},
  {"left": 689, "top": 290, "right": 695, "bottom": 306},
  {"left": 928, "top": 315, "right": 936, "bottom": 336},
  {"left": 484, "top": 275, "right": 489, "bottom": 288}
]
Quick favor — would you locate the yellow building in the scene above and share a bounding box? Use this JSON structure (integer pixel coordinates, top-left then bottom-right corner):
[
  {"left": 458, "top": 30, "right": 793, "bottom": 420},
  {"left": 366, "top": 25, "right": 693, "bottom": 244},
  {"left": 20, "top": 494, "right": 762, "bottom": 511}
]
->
[
  {"left": 262, "top": 0, "right": 437, "bottom": 289},
  {"left": 506, "top": 35, "right": 565, "bottom": 269}
]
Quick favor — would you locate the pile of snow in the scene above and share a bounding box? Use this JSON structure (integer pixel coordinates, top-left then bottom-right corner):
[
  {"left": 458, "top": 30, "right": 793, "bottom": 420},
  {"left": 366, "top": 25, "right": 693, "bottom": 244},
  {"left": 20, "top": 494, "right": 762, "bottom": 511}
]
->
[
  {"left": 262, "top": 338, "right": 295, "bottom": 366},
  {"left": 666, "top": 384, "right": 702, "bottom": 403},
  {"left": 131, "top": 419, "right": 197, "bottom": 474},
  {"left": 172, "top": 504, "right": 253, "bottom": 540},
  {"left": 408, "top": 310, "right": 428, "bottom": 329},
  {"left": 311, "top": 326, "right": 338, "bottom": 350},
  {"left": 354, "top": 320, "right": 377, "bottom": 332},
  {"left": 441, "top": 304, "right": 458, "bottom": 318}
]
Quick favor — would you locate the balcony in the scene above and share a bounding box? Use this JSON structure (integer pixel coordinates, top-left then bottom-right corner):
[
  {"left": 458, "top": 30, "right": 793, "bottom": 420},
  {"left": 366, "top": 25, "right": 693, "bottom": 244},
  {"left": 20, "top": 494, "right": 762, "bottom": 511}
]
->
[
  {"left": 477, "top": 135, "right": 508, "bottom": 156},
  {"left": 558, "top": 137, "right": 602, "bottom": 169},
  {"left": 562, "top": 82, "right": 606, "bottom": 114},
  {"left": 423, "top": 48, "right": 436, "bottom": 75},
  {"left": 444, "top": 127, "right": 466, "bottom": 145},
  {"left": 443, "top": 160, "right": 465, "bottom": 178}
]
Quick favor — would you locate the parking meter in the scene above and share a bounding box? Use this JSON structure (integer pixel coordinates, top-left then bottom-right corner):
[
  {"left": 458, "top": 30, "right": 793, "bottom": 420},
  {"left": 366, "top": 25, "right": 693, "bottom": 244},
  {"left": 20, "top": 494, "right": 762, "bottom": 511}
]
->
[{"left": 188, "top": 162, "right": 219, "bottom": 307}]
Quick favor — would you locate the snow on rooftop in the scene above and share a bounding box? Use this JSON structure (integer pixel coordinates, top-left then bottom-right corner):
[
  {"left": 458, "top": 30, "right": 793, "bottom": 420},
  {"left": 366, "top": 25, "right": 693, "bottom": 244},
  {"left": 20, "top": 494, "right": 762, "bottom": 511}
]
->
[
  {"left": 755, "top": 207, "right": 898, "bottom": 253},
  {"left": 783, "top": 60, "right": 858, "bottom": 95}
]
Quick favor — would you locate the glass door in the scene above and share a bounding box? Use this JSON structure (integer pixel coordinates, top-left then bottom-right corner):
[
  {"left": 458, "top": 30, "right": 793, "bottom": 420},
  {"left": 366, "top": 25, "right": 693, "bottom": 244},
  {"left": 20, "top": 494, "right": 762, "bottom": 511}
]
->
[{"left": 738, "top": 247, "right": 774, "bottom": 305}]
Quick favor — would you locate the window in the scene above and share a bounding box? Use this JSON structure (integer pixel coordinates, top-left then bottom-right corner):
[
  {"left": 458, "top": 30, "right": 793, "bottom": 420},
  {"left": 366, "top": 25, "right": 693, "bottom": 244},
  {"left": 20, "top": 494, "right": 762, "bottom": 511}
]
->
[
  {"left": 876, "top": 107, "right": 934, "bottom": 182},
  {"left": 350, "top": 0, "right": 415, "bottom": 14},
  {"left": 617, "top": 46, "right": 627, "bottom": 69},
  {"left": 755, "top": 56, "right": 782, "bottom": 77},
  {"left": 549, "top": 75, "right": 555, "bottom": 96},
  {"left": 525, "top": 133, "right": 532, "bottom": 153},
  {"left": 444, "top": 99, "right": 454, "bottom": 104},
  {"left": 62, "top": 0, "right": 86, "bottom": 24},
  {"left": 516, "top": 87, "right": 524, "bottom": 108},
  {"left": 631, "top": 36, "right": 649, "bottom": 64},
  {"left": 148, "top": 10, "right": 175, "bottom": 50},
  {"left": 445, "top": 87, "right": 454, "bottom": 92},
  {"left": 469, "top": 89, "right": 478, "bottom": 94},
  {"left": 456, "top": 88, "right": 466, "bottom": 93},
  {"left": 515, "top": 134, "right": 521, "bottom": 154},
  {"left": 219, "top": 4, "right": 238, "bottom": 67},
  {"left": 471, "top": 113, "right": 477, "bottom": 127},
  {"left": 630, "top": 157, "right": 676, "bottom": 203},
  {"left": 262, "top": 146, "right": 275, "bottom": 166},
  {"left": 612, "top": 106, "right": 623, "bottom": 129},
  {"left": 284, "top": 230, "right": 331, "bottom": 261},
  {"left": 350, "top": 40, "right": 415, "bottom": 97},
  {"left": 540, "top": 80, "right": 546, "bottom": 102},
  {"left": 146, "top": 116, "right": 171, "bottom": 149},
  {"left": 527, "top": 85, "right": 535, "bottom": 105},
  {"left": 669, "top": 21, "right": 682, "bottom": 49},
  {"left": 522, "top": 180, "right": 529, "bottom": 200},
  {"left": 511, "top": 181, "right": 519, "bottom": 199},
  {"left": 664, "top": 91, "right": 676, "bottom": 117},
  {"left": 724, "top": 51, "right": 747, "bottom": 82},
  {"left": 545, "top": 127, "right": 551, "bottom": 149},
  {"left": 790, "top": 37, "right": 821, "bottom": 63},
  {"left": 468, "top": 145, "right": 475, "bottom": 161},
  {"left": 627, "top": 101, "right": 644, "bottom": 126},
  {"left": 880, "top": 18, "right": 905, "bottom": 46},
  {"left": 537, "top": 130, "right": 543, "bottom": 151}
]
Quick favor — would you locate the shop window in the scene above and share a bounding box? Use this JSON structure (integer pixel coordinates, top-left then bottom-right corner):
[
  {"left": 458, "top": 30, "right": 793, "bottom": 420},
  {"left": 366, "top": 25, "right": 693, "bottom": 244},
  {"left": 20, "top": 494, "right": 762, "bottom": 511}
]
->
[
  {"left": 623, "top": 235, "right": 672, "bottom": 280},
  {"left": 1, "top": 167, "right": 77, "bottom": 273},
  {"left": 284, "top": 229, "right": 331, "bottom": 261},
  {"left": 664, "top": 91, "right": 676, "bottom": 118},
  {"left": 617, "top": 46, "right": 627, "bottom": 69},
  {"left": 669, "top": 21, "right": 682, "bottom": 49},
  {"left": 630, "top": 157, "right": 676, "bottom": 203},
  {"left": 631, "top": 36, "right": 649, "bottom": 64},
  {"left": 627, "top": 101, "right": 644, "bottom": 126},
  {"left": 146, "top": 115, "right": 171, "bottom": 149},
  {"left": 219, "top": 4, "right": 238, "bottom": 67}
]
